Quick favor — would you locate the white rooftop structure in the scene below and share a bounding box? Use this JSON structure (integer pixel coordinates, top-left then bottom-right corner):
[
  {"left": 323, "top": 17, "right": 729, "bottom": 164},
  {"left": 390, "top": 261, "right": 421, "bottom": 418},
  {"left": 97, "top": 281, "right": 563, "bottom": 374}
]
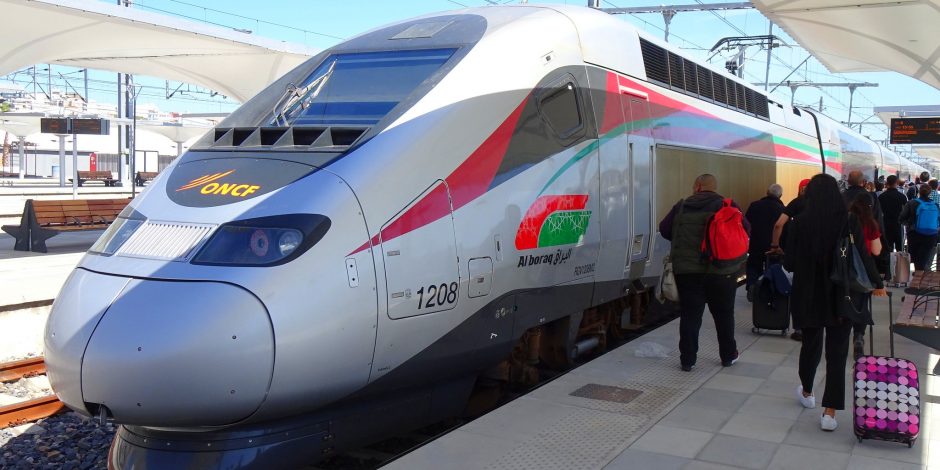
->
[
  {"left": 0, "top": 0, "right": 319, "bottom": 102},
  {"left": 751, "top": 0, "right": 940, "bottom": 90}
]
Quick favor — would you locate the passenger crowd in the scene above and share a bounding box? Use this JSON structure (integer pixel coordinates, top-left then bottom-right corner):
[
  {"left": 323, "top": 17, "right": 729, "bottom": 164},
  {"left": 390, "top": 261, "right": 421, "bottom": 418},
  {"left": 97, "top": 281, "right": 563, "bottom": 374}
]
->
[{"left": 659, "top": 170, "right": 939, "bottom": 435}]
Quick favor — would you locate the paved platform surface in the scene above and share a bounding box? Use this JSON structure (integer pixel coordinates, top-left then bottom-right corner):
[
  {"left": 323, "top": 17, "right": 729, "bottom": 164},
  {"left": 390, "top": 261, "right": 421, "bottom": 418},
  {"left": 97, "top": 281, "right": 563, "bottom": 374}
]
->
[
  {"left": 388, "top": 289, "right": 938, "bottom": 470},
  {"left": 0, "top": 229, "right": 95, "bottom": 360}
]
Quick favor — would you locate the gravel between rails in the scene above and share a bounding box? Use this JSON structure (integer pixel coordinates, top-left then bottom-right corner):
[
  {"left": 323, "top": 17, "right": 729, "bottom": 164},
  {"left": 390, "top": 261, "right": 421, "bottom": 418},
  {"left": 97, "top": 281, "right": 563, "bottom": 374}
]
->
[{"left": 0, "top": 412, "right": 114, "bottom": 470}]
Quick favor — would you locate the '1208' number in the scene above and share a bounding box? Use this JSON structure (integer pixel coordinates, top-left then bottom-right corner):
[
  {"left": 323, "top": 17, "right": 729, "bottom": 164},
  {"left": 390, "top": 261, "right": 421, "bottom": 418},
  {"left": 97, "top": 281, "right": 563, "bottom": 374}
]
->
[{"left": 417, "top": 282, "right": 458, "bottom": 309}]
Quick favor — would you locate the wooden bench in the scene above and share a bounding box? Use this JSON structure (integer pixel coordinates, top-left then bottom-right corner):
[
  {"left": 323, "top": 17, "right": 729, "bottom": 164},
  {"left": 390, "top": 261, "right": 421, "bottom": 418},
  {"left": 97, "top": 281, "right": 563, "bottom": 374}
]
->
[
  {"left": 894, "top": 276, "right": 940, "bottom": 370},
  {"left": 903, "top": 271, "right": 940, "bottom": 295},
  {"left": 69, "top": 170, "right": 117, "bottom": 187},
  {"left": 1, "top": 198, "right": 130, "bottom": 252},
  {"left": 135, "top": 171, "right": 158, "bottom": 187}
]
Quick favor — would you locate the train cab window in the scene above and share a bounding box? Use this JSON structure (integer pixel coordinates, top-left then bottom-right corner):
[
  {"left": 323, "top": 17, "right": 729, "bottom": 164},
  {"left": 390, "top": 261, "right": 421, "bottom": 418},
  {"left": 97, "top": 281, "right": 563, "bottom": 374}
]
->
[
  {"left": 272, "top": 48, "right": 457, "bottom": 126},
  {"left": 538, "top": 81, "right": 583, "bottom": 141}
]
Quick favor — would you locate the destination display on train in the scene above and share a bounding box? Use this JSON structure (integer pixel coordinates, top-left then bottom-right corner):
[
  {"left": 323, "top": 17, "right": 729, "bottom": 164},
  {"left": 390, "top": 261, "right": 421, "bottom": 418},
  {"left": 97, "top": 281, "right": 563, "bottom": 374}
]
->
[{"left": 890, "top": 117, "right": 940, "bottom": 144}]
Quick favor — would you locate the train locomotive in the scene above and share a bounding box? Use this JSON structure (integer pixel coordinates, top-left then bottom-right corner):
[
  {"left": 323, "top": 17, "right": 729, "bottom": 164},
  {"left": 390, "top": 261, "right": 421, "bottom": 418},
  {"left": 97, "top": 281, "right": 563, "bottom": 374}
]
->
[{"left": 42, "top": 5, "right": 922, "bottom": 468}]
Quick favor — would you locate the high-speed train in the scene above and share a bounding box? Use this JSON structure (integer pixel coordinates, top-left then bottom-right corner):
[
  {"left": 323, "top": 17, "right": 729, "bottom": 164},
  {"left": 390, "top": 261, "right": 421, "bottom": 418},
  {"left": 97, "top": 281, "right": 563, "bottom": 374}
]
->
[{"left": 43, "top": 5, "right": 919, "bottom": 468}]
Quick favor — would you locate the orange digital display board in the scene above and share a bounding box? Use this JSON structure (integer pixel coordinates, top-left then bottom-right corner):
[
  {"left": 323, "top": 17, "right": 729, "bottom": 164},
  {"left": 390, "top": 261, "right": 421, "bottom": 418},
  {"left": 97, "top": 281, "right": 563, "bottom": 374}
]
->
[
  {"left": 891, "top": 117, "right": 940, "bottom": 144},
  {"left": 40, "top": 118, "right": 69, "bottom": 134}
]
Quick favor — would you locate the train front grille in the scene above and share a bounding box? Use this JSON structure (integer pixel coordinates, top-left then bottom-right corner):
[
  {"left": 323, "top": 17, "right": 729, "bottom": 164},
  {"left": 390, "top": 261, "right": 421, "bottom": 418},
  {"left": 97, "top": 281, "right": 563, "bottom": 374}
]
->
[{"left": 117, "top": 221, "right": 215, "bottom": 262}]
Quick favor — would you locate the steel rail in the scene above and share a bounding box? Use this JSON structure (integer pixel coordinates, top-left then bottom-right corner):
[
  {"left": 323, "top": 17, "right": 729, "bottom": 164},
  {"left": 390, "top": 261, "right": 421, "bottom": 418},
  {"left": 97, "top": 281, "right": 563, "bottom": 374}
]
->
[
  {"left": 0, "top": 357, "right": 46, "bottom": 382},
  {"left": 0, "top": 395, "right": 65, "bottom": 428},
  {"left": 0, "top": 357, "right": 66, "bottom": 428}
]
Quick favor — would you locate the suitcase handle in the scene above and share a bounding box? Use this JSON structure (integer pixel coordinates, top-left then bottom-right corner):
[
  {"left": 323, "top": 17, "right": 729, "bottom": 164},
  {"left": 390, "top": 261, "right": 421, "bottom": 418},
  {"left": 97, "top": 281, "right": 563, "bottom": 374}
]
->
[
  {"left": 888, "top": 290, "right": 895, "bottom": 357},
  {"left": 871, "top": 291, "right": 895, "bottom": 357}
]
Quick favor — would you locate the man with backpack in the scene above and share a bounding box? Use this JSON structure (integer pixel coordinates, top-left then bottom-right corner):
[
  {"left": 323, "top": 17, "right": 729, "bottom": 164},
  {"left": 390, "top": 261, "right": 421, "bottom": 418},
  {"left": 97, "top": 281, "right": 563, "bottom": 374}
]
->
[
  {"left": 900, "top": 184, "right": 940, "bottom": 271},
  {"left": 659, "top": 174, "right": 750, "bottom": 372}
]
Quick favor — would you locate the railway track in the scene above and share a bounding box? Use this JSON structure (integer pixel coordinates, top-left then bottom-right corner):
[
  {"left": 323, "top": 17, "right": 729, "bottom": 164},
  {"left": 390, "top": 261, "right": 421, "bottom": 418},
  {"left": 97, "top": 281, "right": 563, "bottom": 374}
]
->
[{"left": 0, "top": 357, "right": 65, "bottom": 428}]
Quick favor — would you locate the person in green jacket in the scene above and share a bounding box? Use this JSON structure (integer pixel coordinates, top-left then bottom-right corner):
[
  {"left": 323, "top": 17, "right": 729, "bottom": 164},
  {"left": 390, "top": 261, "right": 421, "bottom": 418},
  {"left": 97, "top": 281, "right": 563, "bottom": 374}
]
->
[{"left": 658, "top": 174, "right": 750, "bottom": 372}]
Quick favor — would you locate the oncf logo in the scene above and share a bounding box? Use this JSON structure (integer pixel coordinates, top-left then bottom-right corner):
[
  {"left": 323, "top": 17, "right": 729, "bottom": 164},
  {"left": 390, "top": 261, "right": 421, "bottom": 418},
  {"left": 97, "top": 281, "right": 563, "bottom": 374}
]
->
[{"left": 176, "top": 170, "right": 261, "bottom": 197}]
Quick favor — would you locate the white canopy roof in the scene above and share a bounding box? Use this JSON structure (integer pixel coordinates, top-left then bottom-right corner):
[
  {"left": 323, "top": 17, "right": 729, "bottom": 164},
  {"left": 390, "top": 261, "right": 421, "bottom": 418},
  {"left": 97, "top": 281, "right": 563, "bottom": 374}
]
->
[
  {"left": 751, "top": 0, "right": 940, "bottom": 90},
  {"left": 136, "top": 121, "right": 211, "bottom": 144},
  {"left": 0, "top": 113, "right": 45, "bottom": 139},
  {"left": 0, "top": 0, "right": 318, "bottom": 102},
  {"left": 874, "top": 104, "right": 940, "bottom": 124}
]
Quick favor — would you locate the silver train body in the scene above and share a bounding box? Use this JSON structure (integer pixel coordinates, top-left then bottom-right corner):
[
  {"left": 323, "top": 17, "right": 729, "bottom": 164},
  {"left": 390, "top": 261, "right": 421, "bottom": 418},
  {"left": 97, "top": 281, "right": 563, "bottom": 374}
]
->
[{"left": 42, "top": 5, "right": 917, "bottom": 468}]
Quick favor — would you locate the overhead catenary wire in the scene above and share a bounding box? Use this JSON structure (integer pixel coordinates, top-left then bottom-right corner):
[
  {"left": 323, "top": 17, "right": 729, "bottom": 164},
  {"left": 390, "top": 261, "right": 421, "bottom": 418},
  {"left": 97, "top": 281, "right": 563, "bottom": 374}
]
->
[{"left": 133, "top": 0, "right": 345, "bottom": 41}]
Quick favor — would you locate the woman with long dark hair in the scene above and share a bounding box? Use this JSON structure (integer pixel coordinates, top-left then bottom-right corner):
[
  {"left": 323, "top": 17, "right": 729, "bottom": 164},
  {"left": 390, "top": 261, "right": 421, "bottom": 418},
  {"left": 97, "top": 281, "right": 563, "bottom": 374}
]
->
[{"left": 784, "top": 174, "right": 886, "bottom": 432}]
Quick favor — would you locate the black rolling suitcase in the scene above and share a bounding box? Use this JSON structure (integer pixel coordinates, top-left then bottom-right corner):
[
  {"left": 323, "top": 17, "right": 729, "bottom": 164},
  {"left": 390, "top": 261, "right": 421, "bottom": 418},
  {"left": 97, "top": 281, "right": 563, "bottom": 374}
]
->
[{"left": 752, "top": 256, "right": 790, "bottom": 335}]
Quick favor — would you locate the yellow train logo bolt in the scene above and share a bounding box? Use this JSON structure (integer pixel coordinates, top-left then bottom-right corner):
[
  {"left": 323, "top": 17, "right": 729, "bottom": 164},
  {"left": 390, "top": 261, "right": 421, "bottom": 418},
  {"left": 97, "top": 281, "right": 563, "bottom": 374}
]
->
[{"left": 176, "top": 170, "right": 261, "bottom": 197}]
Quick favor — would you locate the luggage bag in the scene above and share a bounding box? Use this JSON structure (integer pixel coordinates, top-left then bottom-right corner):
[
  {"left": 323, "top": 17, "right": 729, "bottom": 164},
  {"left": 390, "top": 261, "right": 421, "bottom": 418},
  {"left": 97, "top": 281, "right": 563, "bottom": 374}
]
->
[
  {"left": 891, "top": 251, "right": 911, "bottom": 287},
  {"left": 751, "top": 257, "right": 790, "bottom": 335},
  {"left": 853, "top": 292, "right": 920, "bottom": 447}
]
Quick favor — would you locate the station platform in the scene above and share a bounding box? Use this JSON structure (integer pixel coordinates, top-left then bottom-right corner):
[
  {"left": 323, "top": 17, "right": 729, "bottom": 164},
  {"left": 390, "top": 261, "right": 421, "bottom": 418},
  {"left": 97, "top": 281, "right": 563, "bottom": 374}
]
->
[
  {"left": 0, "top": 229, "right": 95, "bottom": 361},
  {"left": 387, "top": 289, "right": 937, "bottom": 470}
]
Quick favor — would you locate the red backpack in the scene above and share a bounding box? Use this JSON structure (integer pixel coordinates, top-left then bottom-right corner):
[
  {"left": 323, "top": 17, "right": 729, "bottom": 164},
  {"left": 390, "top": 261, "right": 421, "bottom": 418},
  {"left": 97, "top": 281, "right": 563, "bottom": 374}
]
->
[{"left": 701, "top": 198, "right": 749, "bottom": 268}]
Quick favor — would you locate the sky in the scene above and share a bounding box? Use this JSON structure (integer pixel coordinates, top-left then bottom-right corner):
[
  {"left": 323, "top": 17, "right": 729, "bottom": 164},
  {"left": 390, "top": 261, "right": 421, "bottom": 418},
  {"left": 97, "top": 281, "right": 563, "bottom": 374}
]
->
[{"left": 4, "top": 0, "right": 939, "bottom": 147}]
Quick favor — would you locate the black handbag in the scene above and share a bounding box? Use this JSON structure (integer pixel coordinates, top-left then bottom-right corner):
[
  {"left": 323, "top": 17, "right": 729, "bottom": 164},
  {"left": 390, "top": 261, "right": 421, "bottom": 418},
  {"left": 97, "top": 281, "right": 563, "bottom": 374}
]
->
[
  {"left": 830, "top": 219, "right": 875, "bottom": 325},
  {"left": 830, "top": 232, "right": 875, "bottom": 294}
]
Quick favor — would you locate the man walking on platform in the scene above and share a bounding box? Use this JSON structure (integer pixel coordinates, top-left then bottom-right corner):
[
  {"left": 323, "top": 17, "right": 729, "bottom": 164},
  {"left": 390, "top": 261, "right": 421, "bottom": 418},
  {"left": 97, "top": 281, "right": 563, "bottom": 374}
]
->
[
  {"left": 659, "top": 174, "right": 750, "bottom": 372},
  {"left": 879, "top": 175, "right": 907, "bottom": 252}
]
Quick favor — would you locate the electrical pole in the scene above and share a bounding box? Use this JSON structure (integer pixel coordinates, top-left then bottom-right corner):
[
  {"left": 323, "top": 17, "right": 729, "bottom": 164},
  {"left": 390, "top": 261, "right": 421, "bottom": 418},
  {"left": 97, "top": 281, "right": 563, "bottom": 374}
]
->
[{"left": 764, "top": 23, "right": 773, "bottom": 91}]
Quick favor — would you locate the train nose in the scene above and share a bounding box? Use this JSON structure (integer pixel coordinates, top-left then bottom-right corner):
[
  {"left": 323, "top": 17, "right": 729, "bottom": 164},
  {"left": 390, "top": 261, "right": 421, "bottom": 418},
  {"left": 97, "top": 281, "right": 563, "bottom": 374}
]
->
[{"left": 45, "top": 269, "right": 275, "bottom": 427}]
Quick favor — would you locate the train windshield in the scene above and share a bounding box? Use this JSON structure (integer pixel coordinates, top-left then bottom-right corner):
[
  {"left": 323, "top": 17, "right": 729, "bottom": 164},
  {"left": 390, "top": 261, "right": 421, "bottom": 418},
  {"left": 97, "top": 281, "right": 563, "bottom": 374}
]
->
[{"left": 271, "top": 48, "right": 457, "bottom": 126}]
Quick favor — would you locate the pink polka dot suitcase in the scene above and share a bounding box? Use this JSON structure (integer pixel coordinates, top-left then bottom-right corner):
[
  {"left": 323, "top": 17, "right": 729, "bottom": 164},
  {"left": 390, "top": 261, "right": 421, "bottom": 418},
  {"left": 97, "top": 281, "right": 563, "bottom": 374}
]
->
[{"left": 853, "top": 355, "right": 920, "bottom": 447}]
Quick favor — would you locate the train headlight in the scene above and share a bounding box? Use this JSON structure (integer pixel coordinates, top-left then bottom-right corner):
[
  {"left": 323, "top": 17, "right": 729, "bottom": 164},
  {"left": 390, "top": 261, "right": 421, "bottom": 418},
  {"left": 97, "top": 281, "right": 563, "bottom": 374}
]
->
[
  {"left": 278, "top": 230, "right": 302, "bottom": 256},
  {"left": 89, "top": 215, "right": 145, "bottom": 256},
  {"left": 192, "top": 214, "right": 330, "bottom": 267}
]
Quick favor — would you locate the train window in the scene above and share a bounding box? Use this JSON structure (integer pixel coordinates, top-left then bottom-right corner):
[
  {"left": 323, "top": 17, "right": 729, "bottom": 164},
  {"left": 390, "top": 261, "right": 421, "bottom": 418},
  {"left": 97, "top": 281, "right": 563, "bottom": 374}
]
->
[
  {"left": 538, "top": 82, "right": 583, "bottom": 140},
  {"left": 272, "top": 48, "right": 457, "bottom": 126}
]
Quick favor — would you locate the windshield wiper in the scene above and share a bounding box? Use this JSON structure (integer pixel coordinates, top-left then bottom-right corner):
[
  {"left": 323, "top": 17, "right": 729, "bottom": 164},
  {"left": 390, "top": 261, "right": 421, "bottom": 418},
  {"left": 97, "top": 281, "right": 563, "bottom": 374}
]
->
[{"left": 271, "top": 60, "right": 337, "bottom": 127}]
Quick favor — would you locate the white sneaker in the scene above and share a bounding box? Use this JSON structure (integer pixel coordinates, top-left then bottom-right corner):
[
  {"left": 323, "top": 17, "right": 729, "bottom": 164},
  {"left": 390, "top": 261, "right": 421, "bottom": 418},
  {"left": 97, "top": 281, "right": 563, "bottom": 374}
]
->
[
  {"left": 821, "top": 414, "right": 838, "bottom": 431},
  {"left": 797, "top": 385, "right": 816, "bottom": 409}
]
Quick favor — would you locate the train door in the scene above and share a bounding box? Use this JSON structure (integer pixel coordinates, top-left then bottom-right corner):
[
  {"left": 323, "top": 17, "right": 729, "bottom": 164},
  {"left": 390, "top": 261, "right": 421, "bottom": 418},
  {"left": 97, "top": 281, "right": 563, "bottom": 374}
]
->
[
  {"left": 625, "top": 96, "right": 654, "bottom": 277},
  {"left": 381, "top": 180, "right": 460, "bottom": 319}
]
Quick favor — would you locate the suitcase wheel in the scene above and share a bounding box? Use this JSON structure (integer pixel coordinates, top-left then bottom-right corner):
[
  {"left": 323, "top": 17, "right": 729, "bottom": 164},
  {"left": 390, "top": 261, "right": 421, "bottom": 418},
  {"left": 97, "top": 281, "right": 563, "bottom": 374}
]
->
[
  {"left": 857, "top": 435, "right": 864, "bottom": 443},
  {"left": 752, "top": 327, "right": 759, "bottom": 334}
]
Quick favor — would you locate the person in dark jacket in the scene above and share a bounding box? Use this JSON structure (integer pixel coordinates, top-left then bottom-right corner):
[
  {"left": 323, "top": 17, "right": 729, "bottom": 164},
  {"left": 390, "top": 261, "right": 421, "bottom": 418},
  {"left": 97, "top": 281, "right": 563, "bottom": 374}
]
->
[
  {"left": 843, "top": 170, "right": 883, "bottom": 222},
  {"left": 744, "top": 184, "right": 785, "bottom": 292},
  {"left": 785, "top": 174, "right": 886, "bottom": 432},
  {"left": 878, "top": 175, "right": 907, "bottom": 252},
  {"left": 843, "top": 170, "right": 889, "bottom": 278},
  {"left": 659, "top": 174, "right": 750, "bottom": 372},
  {"left": 768, "top": 178, "right": 809, "bottom": 342},
  {"left": 899, "top": 184, "right": 940, "bottom": 271}
]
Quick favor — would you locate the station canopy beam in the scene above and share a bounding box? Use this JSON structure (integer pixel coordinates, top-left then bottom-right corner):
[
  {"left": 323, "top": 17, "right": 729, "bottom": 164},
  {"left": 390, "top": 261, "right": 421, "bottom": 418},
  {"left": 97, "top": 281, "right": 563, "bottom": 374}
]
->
[
  {"left": 0, "top": 0, "right": 318, "bottom": 103},
  {"left": 750, "top": 0, "right": 940, "bottom": 90}
]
